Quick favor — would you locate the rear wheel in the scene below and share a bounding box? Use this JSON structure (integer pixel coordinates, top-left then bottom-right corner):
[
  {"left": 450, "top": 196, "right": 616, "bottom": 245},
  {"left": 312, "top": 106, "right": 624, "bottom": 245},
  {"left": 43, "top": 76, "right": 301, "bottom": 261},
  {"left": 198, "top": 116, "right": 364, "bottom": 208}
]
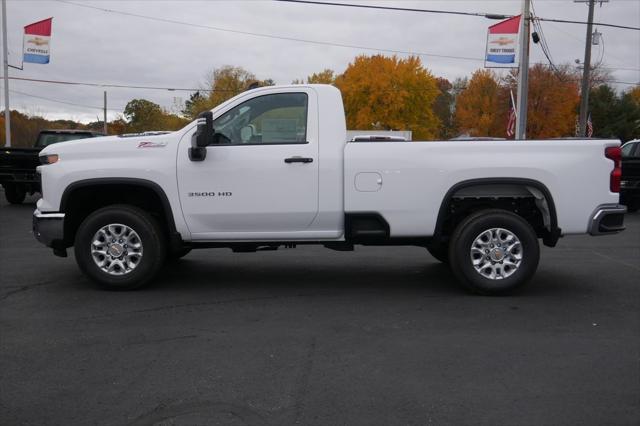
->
[
  {"left": 4, "top": 184, "right": 26, "bottom": 204},
  {"left": 448, "top": 209, "right": 539, "bottom": 295},
  {"left": 74, "top": 205, "right": 166, "bottom": 290}
]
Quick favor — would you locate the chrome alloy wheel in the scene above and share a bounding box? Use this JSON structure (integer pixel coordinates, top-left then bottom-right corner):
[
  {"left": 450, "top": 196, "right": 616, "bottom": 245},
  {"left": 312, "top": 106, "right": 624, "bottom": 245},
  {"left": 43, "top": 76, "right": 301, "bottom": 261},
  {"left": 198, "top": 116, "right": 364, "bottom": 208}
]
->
[
  {"left": 470, "top": 228, "right": 522, "bottom": 280},
  {"left": 90, "top": 223, "right": 143, "bottom": 275}
]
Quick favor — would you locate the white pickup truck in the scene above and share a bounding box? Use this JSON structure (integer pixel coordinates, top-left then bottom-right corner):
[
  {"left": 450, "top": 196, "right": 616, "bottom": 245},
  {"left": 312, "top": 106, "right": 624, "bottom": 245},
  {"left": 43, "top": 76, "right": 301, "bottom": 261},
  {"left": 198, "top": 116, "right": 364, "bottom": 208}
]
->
[{"left": 33, "top": 84, "right": 626, "bottom": 294}]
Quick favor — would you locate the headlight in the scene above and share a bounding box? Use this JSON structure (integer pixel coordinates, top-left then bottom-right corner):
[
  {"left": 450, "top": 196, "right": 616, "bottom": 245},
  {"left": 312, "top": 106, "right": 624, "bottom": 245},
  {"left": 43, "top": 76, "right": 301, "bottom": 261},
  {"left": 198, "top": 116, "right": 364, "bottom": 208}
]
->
[{"left": 39, "top": 154, "right": 59, "bottom": 165}]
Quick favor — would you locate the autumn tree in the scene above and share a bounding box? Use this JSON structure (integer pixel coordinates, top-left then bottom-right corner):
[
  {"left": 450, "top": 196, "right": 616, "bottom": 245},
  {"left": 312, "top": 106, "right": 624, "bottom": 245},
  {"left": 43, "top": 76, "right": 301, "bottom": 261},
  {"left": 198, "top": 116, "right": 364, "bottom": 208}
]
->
[
  {"left": 183, "top": 66, "right": 274, "bottom": 119},
  {"left": 308, "top": 69, "right": 335, "bottom": 84},
  {"left": 334, "top": 55, "right": 440, "bottom": 139},
  {"left": 521, "top": 64, "right": 579, "bottom": 138},
  {"left": 629, "top": 86, "right": 640, "bottom": 105},
  {"left": 454, "top": 69, "right": 507, "bottom": 137},
  {"left": 0, "top": 110, "right": 60, "bottom": 147},
  {"left": 107, "top": 117, "right": 128, "bottom": 135},
  {"left": 292, "top": 69, "right": 336, "bottom": 85}
]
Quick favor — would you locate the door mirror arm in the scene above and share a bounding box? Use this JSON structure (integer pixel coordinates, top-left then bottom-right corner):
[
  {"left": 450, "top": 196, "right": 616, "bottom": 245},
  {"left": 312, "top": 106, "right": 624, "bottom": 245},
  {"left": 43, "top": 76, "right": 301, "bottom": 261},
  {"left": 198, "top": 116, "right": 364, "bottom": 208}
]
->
[{"left": 189, "top": 111, "right": 214, "bottom": 161}]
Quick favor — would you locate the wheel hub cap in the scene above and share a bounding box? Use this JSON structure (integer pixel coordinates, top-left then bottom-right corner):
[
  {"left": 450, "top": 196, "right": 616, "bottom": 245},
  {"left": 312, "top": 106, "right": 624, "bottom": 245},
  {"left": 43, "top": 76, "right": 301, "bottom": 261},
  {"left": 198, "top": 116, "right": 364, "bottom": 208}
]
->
[
  {"left": 470, "top": 227, "right": 522, "bottom": 280},
  {"left": 489, "top": 248, "right": 505, "bottom": 262},
  {"left": 108, "top": 243, "right": 125, "bottom": 258},
  {"left": 91, "top": 224, "right": 143, "bottom": 276}
]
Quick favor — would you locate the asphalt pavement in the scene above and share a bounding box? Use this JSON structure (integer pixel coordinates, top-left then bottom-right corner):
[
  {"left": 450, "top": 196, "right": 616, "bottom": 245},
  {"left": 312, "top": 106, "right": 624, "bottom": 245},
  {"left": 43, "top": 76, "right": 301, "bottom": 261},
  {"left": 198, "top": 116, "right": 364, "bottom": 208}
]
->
[{"left": 1, "top": 192, "right": 639, "bottom": 426}]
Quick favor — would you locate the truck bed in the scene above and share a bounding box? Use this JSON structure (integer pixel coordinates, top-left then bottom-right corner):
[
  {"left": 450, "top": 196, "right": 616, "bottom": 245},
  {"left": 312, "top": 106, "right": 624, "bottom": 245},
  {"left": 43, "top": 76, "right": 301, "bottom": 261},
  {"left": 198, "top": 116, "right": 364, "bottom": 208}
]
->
[{"left": 344, "top": 139, "right": 619, "bottom": 236}]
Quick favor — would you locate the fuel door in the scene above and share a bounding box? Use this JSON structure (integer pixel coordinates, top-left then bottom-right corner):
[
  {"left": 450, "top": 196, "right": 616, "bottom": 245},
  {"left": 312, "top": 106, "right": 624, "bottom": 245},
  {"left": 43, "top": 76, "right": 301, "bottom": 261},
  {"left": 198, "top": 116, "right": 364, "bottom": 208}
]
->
[{"left": 355, "top": 172, "right": 383, "bottom": 192}]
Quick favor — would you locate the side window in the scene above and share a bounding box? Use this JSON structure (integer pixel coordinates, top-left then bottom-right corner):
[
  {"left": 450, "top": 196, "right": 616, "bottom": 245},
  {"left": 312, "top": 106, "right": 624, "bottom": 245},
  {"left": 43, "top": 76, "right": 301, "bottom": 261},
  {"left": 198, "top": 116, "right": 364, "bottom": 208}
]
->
[
  {"left": 621, "top": 142, "right": 637, "bottom": 157},
  {"left": 211, "top": 93, "right": 308, "bottom": 145}
]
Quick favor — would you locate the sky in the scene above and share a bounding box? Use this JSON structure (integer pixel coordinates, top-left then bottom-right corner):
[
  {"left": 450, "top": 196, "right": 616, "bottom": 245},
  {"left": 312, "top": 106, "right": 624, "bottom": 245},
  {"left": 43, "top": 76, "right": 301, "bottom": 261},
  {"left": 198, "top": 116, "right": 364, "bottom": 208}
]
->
[{"left": 2, "top": 0, "right": 639, "bottom": 123}]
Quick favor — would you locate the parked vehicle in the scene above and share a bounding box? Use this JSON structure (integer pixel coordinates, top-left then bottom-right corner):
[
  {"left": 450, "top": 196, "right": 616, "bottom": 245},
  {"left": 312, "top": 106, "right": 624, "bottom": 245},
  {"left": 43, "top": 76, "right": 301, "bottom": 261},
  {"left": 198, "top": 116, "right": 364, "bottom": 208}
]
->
[
  {"left": 0, "top": 129, "right": 104, "bottom": 204},
  {"left": 33, "top": 85, "right": 626, "bottom": 294},
  {"left": 621, "top": 139, "right": 640, "bottom": 212}
]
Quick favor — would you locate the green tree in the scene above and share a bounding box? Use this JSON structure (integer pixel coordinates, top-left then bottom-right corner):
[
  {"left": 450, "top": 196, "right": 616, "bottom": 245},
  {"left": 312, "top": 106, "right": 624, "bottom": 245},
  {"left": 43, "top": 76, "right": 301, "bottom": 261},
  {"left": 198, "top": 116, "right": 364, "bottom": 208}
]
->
[
  {"left": 433, "top": 77, "right": 457, "bottom": 139},
  {"left": 182, "top": 91, "right": 205, "bottom": 117},
  {"left": 123, "top": 99, "right": 188, "bottom": 133},
  {"left": 123, "top": 99, "right": 165, "bottom": 133},
  {"left": 590, "top": 85, "right": 640, "bottom": 142},
  {"left": 335, "top": 54, "right": 440, "bottom": 139}
]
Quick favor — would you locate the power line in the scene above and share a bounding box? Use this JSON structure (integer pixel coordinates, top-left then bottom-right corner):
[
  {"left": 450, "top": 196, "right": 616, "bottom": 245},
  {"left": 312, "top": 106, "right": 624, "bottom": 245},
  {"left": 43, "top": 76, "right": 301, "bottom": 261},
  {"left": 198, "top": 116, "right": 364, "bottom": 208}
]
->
[
  {"left": 9, "top": 88, "right": 122, "bottom": 111},
  {"left": 54, "top": 0, "right": 640, "bottom": 72},
  {"left": 536, "top": 16, "right": 638, "bottom": 32},
  {"left": 277, "top": 0, "right": 506, "bottom": 19},
  {"left": 53, "top": 0, "right": 485, "bottom": 63},
  {"left": 0, "top": 75, "right": 222, "bottom": 92},
  {"left": 531, "top": 1, "right": 563, "bottom": 77},
  {"left": 278, "top": 0, "right": 640, "bottom": 31}
]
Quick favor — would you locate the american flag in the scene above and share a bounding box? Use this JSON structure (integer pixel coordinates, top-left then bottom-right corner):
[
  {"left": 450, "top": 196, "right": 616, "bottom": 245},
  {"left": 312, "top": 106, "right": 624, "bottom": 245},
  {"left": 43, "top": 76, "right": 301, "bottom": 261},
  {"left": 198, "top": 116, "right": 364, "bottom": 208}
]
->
[
  {"left": 586, "top": 113, "right": 593, "bottom": 138},
  {"left": 506, "top": 91, "right": 516, "bottom": 138}
]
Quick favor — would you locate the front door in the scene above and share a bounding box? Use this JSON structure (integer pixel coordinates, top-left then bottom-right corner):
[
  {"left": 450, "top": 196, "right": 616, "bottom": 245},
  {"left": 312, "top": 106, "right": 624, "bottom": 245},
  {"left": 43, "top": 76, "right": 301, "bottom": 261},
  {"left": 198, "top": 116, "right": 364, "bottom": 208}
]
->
[{"left": 177, "top": 90, "right": 319, "bottom": 240}]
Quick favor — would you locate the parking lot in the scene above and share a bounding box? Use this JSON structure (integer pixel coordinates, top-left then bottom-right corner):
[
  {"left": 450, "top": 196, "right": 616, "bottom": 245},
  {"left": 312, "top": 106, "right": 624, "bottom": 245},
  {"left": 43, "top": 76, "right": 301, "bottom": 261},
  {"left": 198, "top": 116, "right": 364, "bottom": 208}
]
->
[{"left": 1, "top": 193, "right": 639, "bottom": 425}]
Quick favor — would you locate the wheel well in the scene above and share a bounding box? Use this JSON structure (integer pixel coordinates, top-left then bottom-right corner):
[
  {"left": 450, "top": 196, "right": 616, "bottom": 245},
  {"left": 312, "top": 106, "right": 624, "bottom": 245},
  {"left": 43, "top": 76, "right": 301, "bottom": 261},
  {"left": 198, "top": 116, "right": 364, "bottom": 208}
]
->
[
  {"left": 60, "top": 180, "right": 176, "bottom": 247},
  {"left": 435, "top": 180, "right": 560, "bottom": 247}
]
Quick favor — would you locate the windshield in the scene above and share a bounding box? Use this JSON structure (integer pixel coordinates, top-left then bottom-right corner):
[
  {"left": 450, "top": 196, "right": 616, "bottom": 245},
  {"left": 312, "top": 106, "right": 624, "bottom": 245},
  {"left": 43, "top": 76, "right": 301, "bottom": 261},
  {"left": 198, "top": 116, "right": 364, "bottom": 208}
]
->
[{"left": 35, "top": 133, "right": 94, "bottom": 147}]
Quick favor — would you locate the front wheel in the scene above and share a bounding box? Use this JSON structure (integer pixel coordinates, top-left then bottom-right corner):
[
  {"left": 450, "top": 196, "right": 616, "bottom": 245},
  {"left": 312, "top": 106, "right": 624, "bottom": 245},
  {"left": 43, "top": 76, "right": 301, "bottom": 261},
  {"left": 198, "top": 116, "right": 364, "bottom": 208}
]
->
[
  {"left": 74, "top": 205, "right": 167, "bottom": 290},
  {"left": 448, "top": 209, "right": 540, "bottom": 295}
]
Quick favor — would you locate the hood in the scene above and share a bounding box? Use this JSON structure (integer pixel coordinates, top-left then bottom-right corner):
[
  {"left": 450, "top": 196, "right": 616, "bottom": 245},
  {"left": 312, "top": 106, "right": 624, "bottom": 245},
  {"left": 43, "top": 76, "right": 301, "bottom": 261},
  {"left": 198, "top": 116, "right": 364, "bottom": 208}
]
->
[{"left": 39, "top": 131, "right": 178, "bottom": 157}]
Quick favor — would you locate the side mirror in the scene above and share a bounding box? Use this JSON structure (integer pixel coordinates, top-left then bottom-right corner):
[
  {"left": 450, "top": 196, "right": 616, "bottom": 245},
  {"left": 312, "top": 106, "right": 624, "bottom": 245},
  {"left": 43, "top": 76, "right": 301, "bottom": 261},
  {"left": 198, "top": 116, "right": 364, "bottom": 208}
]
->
[{"left": 189, "top": 111, "right": 213, "bottom": 161}]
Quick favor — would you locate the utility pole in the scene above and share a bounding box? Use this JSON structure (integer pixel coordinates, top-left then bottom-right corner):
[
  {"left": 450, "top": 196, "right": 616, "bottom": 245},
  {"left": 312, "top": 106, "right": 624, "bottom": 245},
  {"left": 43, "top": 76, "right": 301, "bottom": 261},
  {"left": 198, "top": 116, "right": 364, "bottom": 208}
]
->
[
  {"left": 103, "top": 91, "right": 107, "bottom": 134},
  {"left": 515, "top": 0, "right": 530, "bottom": 140},
  {"left": 578, "top": 0, "right": 595, "bottom": 137},
  {"left": 1, "top": 0, "right": 10, "bottom": 147}
]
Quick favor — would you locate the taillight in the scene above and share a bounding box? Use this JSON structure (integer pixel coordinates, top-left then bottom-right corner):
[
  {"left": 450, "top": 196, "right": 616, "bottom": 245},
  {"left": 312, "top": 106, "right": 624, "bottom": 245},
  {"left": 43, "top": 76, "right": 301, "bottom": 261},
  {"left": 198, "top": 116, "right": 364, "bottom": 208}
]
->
[{"left": 605, "top": 146, "right": 621, "bottom": 193}]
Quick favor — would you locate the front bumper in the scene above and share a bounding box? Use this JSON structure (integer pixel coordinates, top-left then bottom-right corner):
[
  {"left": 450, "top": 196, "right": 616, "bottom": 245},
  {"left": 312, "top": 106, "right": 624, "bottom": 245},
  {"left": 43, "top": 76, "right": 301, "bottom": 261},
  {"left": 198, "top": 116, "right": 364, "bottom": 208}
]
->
[
  {"left": 33, "top": 209, "right": 65, "bottom": 247},
  {"left": 588, "top": 204, "right": 627, "bottom": 236}
]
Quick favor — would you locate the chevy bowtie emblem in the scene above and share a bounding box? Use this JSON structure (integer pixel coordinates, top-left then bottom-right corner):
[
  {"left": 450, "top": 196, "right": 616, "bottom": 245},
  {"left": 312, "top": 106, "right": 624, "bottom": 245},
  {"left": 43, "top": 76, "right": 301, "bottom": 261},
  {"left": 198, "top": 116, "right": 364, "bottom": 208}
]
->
[
  {"left": 490, "top": 37, "right": 515, "bottom": 46},
  {"left": 27, "top": 37, "right": 49, "bottom": 46}
]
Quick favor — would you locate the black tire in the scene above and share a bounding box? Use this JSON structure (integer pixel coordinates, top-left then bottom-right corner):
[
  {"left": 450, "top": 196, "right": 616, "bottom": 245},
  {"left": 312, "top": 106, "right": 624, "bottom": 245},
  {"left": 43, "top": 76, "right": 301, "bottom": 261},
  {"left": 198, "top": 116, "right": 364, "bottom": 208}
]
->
[
  {"left": 169, "top": 247, "right": 192, "bottom": 260},
  {"left": 74, "top": 205, "right": 167, "bottom": 290},
  {"left": 448, "top": 209, "right": 540, "bottom": 295},
  {"left": 4, "top": 184, "right": 26, "bottom": 204},
  {"left": 427, "top": 243, "right": 449, "bottom": 263}
]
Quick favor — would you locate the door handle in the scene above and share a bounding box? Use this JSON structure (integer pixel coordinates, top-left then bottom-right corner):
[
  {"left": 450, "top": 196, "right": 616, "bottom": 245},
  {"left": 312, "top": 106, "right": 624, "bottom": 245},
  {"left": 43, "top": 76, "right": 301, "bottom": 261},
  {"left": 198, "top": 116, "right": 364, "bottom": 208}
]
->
[{"left": 284, "top": 156, "right": 313, "bottom": 164}]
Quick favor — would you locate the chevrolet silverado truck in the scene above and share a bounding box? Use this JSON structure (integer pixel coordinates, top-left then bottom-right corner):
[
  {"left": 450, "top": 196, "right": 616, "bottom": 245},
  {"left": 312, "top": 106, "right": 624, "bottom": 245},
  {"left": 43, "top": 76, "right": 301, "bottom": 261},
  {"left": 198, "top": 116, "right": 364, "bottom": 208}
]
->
[
  {"left": 32, "top": 85, "right": 626, "bottom": 294},
  {"left": 0, "top": 129, "right": 104, "bottom": 204}
]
